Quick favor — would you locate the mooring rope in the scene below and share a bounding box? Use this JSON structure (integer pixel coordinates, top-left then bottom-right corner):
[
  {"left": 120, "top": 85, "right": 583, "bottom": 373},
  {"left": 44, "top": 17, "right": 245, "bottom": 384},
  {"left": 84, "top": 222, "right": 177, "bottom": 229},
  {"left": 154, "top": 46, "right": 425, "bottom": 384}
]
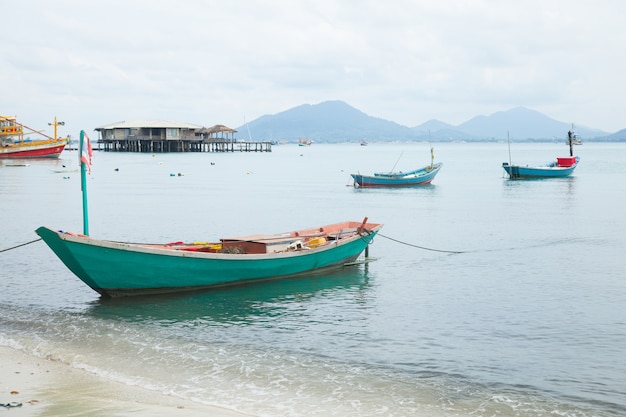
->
[
  {"left": 1, "top": 234, "right": 465, "bottom": 254},
  {"left": 0, "top": 238, "right": 42, "bottom": 253},
  {"left": 377, "top": 233, "right": 465, "bottom": 254},
  {"left": 0, "top": 233, "right": 566, "bottom": 256}
]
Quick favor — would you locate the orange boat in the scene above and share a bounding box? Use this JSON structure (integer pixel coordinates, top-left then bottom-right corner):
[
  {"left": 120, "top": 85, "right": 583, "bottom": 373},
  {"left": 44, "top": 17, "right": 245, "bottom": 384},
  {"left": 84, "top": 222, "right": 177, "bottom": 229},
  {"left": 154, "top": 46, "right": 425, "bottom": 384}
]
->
[{"left": 0, "top": 115, "right": 68, "bottom": 158}]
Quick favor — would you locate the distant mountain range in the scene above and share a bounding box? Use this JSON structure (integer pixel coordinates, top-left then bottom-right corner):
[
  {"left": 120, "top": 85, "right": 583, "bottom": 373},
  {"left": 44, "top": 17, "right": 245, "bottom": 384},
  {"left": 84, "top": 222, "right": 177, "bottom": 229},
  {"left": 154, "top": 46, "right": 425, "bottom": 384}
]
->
[{"left": 236, "top": 100, "right": 626, "bottom": 143}]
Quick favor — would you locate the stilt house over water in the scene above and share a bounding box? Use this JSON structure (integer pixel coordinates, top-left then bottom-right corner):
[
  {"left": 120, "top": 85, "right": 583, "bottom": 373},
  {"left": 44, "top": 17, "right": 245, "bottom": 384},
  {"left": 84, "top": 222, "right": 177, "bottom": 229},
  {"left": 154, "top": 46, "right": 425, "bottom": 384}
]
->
[{"left": 95, "top": 120, "right": 271, "bottom": 153}]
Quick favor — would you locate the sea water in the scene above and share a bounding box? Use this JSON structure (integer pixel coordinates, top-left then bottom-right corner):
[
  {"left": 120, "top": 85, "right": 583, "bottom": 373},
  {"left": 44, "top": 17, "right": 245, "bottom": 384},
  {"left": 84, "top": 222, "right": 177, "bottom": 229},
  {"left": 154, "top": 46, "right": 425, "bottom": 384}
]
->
[{"left": 1, "top": 142, "right": 625, "bottom": 416}]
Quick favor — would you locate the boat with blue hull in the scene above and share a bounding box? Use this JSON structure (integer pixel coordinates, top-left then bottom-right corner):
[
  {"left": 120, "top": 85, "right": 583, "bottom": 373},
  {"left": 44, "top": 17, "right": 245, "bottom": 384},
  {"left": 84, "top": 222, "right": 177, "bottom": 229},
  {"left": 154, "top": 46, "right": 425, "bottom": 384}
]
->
[
  {"left": 36, "top": 219, "right": 382, "bottom": 298},
  {"left": 351, "top": 162, "right": 442, "bottom": 187},
  {"left": 502, "top": 156, "right": 579, "bottom": 179},
  {"left": 351, "top": 147, "right": 442, "bottom": 188},
  {"left": 503, "top": 130, "right": 580, "bottom": 179}
]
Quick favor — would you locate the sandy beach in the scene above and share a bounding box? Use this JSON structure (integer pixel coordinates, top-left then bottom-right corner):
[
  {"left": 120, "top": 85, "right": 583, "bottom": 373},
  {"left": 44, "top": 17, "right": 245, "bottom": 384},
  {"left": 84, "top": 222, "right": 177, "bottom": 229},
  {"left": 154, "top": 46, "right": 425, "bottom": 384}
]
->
[{"left": 0, "top": 346, "right": 253, "bottom": 417}]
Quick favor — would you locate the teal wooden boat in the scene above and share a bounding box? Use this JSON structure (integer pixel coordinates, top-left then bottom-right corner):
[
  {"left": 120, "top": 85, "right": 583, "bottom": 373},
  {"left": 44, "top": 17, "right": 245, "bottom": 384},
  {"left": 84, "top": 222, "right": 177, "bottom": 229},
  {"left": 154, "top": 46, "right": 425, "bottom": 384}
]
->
[
  {"left": 502, "top": 156, "right": 579, "bottom": 179},
  {"left": 503, "top": 129, "right": 580, "bottom": 179},
  {"left": 351, "top": 147, "right": 442, "bottom": 188},
  {"left": 351, "top": 163, "right": 442, "bottom": 188},
  {"left": 36, "top": 219, "right": 382, "bottom": 298}
]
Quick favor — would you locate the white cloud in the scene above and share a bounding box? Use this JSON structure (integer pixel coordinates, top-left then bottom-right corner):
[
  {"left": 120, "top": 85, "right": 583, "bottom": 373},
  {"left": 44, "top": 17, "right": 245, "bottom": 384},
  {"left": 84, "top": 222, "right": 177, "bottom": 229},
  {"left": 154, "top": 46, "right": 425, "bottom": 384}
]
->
[{"left": 3, "top": 0, "right": 626, "bottom": 137}]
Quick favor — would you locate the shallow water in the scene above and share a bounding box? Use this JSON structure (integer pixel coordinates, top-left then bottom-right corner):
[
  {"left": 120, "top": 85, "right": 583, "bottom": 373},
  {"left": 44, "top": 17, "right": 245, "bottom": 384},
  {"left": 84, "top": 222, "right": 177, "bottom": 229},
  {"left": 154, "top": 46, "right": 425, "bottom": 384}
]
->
[{"left": 1, "top": 142, "right": 625, "bottom": 416}]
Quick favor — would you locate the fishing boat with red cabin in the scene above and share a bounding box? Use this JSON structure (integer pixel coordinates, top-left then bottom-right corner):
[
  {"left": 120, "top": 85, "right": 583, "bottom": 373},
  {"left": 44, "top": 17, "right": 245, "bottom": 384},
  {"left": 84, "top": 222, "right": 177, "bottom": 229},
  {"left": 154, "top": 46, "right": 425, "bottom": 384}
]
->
[
  {"left": 502, "top": 130, "right": 580, "bottom": 179},
  {"left": 0, "top": 115, "right": 68, "bottom": 158}
]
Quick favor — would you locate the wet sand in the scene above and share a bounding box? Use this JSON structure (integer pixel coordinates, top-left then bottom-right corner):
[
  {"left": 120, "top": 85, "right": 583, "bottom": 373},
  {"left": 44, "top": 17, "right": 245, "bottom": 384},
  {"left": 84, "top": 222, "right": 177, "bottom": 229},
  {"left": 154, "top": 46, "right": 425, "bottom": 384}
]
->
[{"left": 0, "top": 346, "right": 253, "bottom": 417}]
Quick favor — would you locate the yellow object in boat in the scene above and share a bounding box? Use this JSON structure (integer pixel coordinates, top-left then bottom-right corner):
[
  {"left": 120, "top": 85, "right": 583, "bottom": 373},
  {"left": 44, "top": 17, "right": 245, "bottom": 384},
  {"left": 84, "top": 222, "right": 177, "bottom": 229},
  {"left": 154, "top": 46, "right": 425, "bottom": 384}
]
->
[{"left": 307, "top": 237, "right": 327, "bottom": 248}]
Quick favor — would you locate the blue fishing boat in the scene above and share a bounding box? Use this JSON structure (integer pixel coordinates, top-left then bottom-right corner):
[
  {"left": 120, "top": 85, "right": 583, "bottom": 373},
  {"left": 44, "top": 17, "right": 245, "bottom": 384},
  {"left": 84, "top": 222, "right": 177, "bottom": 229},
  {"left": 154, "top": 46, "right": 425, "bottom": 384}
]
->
[
  {"left": 502, "top": 156, "right": 579, "bottom": 179},
  {"left": 502, "top": 130, "right": 580, "bottom": 179},
  {"left": 351, "top": 163, "right": 442, "bottom": 188},
  {"left": 351, "top": 147, "right": 442, "bottom": 188}
]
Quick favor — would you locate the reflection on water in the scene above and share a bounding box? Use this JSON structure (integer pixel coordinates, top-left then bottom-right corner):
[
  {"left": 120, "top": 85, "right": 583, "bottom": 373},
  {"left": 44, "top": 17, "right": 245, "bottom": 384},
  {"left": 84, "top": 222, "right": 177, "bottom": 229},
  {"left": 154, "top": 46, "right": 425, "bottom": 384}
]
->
[
  {"left": 502, "top": 175, "right": 577, "bottom": 197},
  {"left": 351, "top": 183, "right": 439, "bottom": 195},
  {"left": 502, "top": 175, "right": 577, "bottom": 186},
  {"left": 88, "top": 266, "right": 372, "bottom": 325}
]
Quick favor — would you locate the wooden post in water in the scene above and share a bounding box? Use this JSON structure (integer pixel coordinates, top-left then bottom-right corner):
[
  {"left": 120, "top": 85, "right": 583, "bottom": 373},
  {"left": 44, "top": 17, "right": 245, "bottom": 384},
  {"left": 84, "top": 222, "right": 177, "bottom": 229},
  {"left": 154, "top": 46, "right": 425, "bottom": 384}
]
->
[{"left": 568, "top": 130, "right": 574, "bottom": 157}]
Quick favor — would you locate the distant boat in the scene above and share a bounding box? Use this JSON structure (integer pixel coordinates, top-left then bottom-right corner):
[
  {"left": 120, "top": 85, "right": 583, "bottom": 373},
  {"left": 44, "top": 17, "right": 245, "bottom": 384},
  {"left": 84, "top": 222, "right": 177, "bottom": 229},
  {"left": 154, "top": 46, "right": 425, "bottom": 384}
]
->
[
  {"left": 567, "top": 124, "right": 582, "bottom": 145},
  {"left": 298, "top": 138, "right": 312, "bottom": 146},
  {"left": 351, "top": 147, "right": 442, "bottom": 188},
  {"left": 36, "top": 219, "right": 382, "bottom": 298},
  {"left": 1, "top": 116, "right": 68, "bottom": 158},
  {"left": 360, "top": 140, "right": 368, "bottom": 146},
  {"left": 502, "top": 130, "right": 580, "bottom": 179}
]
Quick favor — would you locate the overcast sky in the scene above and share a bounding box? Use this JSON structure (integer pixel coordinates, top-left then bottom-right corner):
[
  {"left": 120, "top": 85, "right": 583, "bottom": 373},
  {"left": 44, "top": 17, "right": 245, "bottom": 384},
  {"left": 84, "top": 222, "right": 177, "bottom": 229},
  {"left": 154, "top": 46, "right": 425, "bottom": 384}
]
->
[{"left": 4, "top": 0, "right": 625, "bottom": 138}]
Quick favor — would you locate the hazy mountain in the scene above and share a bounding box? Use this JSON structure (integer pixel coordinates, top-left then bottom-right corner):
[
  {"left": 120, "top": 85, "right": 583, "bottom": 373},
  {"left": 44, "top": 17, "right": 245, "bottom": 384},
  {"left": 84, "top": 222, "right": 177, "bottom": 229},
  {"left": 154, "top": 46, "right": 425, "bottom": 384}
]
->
[
  {"left": 236, "top": 101, "right": 615, "bottom": 142},
  {"left": 458, "top": 107, "right": 605, "bottom": 140},
  {"left": 600, "top": 128, "right": 626, "bottom": 142},
  {"left": 415, "top": 119, "right": 454, "bottom": 131},
  {"left": 411, "top": 119, "right": 475, "bottom": 141},
  {"left": 241, "top": 100, "right": 415, "bottom": 143}
]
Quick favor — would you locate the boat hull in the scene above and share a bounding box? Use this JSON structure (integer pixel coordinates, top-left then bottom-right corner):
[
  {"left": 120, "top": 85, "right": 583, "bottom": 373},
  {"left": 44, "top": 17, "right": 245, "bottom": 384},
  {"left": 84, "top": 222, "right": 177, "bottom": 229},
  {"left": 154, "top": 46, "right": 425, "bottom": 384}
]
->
[
  {"left": 351, "top": 163, "right": 442, "bottom": 188},
  {"left": 36, "top": 221, "right": 382, "bottom": 297},
  {"left": 0, "top": 140, "right": 66, "bottom": 158},
  {"left": 502, "top": 157, "right": 579, "bottom": 179}
]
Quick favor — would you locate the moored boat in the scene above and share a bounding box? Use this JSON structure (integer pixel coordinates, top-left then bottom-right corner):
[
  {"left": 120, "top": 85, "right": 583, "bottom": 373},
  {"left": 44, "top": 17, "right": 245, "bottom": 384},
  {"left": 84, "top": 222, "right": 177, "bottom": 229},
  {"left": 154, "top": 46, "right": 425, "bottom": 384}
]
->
[
  {"left": 351, "top": 163, "right": 442, "bottom": 188},
  {"left": 351, "top": 147, "right": 442, "bottom": 188},
  {"left": 502, "top": 156, "right": 579, "bottom": 178},
  {"left": 502, "top": 130, "right": 580, "bottom": 179},
  {"left": 0, "top": 116, "right": 68, "bottom": 158},
  {"left": 36, "top": 219, "right": 382, "bottom": 298}
]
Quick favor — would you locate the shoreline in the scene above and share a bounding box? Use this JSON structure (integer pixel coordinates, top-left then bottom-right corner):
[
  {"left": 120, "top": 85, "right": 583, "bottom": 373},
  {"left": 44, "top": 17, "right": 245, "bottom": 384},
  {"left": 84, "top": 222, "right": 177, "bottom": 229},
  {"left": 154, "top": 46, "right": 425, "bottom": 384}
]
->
[{"left": 0, "top": 346, "right": 253, "bottom": 417}]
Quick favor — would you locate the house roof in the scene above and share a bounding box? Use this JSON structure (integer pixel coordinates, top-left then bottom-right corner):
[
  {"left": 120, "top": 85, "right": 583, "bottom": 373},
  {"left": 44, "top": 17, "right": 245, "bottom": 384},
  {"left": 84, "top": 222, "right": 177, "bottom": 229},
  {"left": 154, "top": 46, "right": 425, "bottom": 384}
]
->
[
  {"left": 95, "top": 120, "right": 205, "bottom": 130},
  {"left": 198, "top": 124, "right": 238, "bottom": 134}
]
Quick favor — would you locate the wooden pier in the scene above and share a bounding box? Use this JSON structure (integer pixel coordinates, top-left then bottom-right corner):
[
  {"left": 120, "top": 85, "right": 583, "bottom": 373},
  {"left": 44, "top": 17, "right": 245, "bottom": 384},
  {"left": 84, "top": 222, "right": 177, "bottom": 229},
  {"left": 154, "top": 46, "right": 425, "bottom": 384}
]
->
[
  {"left": 98, "top": 138, "right": 272, "bottom": 153},
  {"left": 94, "top": 121, "right": 271, "bottom": 153}
]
